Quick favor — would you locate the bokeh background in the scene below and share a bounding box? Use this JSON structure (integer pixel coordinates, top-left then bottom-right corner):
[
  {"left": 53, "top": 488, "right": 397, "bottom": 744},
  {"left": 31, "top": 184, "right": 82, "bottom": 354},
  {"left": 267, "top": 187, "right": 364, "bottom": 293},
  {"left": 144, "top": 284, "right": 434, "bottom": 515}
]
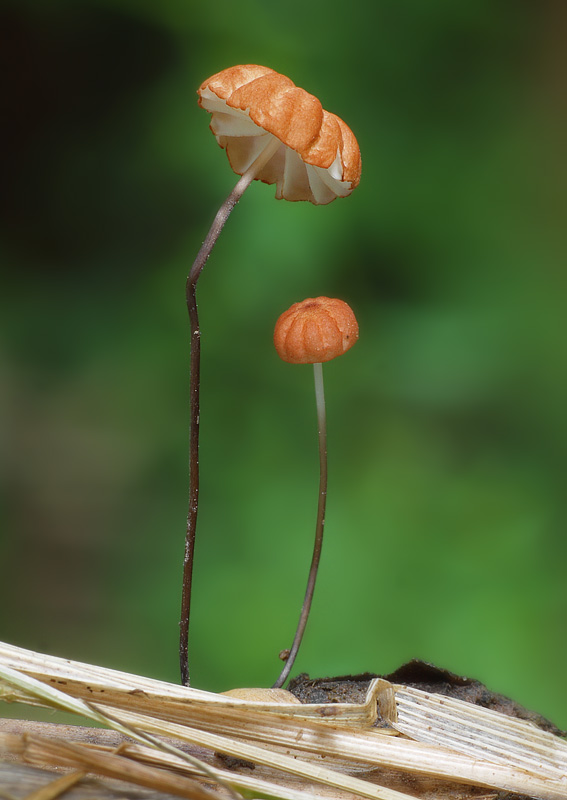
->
[{"left": 1, "top": 0, "right": 566, "bottom": 727}]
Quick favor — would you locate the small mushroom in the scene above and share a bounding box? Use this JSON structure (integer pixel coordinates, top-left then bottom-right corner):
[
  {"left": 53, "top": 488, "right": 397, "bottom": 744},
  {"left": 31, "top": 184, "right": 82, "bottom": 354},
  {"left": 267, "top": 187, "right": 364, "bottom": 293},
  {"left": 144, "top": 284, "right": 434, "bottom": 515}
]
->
[
  {"left": 272, "top": 297, "right": 359, "bottom": 687},
  {"left": 181, "top": 66, "right": 361, "bottom": 686}
]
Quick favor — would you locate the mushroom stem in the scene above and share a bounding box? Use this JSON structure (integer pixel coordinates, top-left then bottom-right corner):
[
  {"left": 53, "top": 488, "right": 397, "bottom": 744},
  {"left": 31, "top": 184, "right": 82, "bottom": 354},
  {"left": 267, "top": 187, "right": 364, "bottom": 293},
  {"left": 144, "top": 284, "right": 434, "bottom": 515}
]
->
[
  {"left": 180, "top": 137, "right": 281, "bottom": 686},
  {"left": 273, "top": 361, "right": 327, "bottom": 688}
]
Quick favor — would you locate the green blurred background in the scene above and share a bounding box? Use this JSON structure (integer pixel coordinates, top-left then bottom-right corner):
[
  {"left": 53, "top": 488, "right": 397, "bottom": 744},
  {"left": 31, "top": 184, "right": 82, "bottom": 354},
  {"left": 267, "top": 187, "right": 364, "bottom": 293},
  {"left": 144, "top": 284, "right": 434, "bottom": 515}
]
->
[{"left": 1, "top": 0, "right": 566, "bottom": 727}]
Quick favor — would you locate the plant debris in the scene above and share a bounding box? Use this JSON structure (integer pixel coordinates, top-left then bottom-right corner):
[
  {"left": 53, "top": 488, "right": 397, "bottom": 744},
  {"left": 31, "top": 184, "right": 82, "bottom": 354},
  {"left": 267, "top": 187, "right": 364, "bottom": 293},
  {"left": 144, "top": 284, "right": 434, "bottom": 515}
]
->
[{"left": 289, "top": 660, "right": 565, "bottom": 738}]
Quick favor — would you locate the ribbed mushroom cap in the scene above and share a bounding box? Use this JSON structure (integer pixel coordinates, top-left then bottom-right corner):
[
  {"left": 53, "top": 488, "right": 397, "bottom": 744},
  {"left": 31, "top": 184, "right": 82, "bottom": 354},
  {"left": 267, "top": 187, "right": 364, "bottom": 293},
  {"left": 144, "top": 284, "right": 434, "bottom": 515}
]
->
[
  {"left": 274, "top": 297, "right": 359, "bottom": 364},
  {"left": 198, "top": 65, "right": 361, "bottom": 205}
]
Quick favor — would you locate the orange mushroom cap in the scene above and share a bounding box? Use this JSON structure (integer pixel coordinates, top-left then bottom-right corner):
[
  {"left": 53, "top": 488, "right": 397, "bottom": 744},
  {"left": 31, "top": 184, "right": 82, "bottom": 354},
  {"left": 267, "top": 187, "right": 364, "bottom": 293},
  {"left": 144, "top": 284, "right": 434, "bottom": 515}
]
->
[
  {"left": 274, "top": 297, "right": 359, "bottom": 364},
  {"left": 198, "top": 65, "right": 361, "bottom": 205}
]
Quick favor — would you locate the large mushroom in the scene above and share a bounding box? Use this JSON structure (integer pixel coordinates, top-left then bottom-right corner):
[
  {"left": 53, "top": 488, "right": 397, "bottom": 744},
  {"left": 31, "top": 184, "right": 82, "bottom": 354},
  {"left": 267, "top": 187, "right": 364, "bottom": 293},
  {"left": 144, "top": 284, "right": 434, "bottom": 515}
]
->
[
  {"left": 272, "top": 297, "right": 359, "bottom": 687},
  {"left": 198, "top": 64, "right": 361, "bottom": 205},
  {"left": 181, "top": 65, "right": 361, "bottom": 686}
]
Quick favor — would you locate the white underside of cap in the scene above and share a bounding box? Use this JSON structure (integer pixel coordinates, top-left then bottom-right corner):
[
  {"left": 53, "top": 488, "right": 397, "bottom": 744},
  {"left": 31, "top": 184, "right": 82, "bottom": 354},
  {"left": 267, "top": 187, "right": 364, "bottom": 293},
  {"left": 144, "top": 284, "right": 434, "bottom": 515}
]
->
[{"left": 200, "top": 89, "right": 352, "bottom": 205}]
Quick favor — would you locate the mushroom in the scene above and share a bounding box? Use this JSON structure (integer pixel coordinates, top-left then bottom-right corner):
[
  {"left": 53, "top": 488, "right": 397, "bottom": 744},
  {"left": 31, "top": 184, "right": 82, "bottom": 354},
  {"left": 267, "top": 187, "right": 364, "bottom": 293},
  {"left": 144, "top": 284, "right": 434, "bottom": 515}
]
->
[
  {"left": 272, "top": 297, "right": 359, "bottom": 687},
  {"left": 181, "top": 66, "right": 361, "bottom": 686},
  {"left": 198, "top": 65, "right": 361, "bottom": 205}
]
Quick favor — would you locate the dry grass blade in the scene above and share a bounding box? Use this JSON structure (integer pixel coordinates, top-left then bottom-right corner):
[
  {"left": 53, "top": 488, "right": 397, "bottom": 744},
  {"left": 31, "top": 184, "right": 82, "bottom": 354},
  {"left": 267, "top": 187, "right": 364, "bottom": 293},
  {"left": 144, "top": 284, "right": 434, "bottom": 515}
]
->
[
  {"left": 0, "top": 664, "right": 241, "bottom": 800},
  {"left": 93, "top": 705, "right": 418, "bottom": 800},
  {"left": 377, "top": 682, "right": 567, "bottom": 799},
  {"left": 11, "top": 768, "right": 86, "bottom": 800},
  {"left": 2, "top": 641, "right": 567, "bottom": 800},
  {"left": 0, "top": 659, "right": 416, "bottom": 800},
  {"left": 118, "top": 741, "right": 365, "bottom": 800},
  {"left": 0, "top": 730, "right": 365, "bottom": 800},
  {"left": 391, "top": 684, "right": 567, "bottom": 779},
  {"left": 107, "top": 702, "right": 567, "bottom": 800},
  {"left": 20, "top": 735, "right": 226, "bottom": 800},
  {"left": 0, "top": 642, "right": 379, "bottom": 725}
]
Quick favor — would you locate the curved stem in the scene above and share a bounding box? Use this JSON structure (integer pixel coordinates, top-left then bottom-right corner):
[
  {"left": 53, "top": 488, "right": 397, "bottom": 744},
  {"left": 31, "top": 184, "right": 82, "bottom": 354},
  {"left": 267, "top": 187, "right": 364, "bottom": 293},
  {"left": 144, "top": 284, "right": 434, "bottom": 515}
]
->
[
  {"left": 180, "top": 137, "right": 281, "bottom": 686},
  {"left": 273, "top": 362, "right": 327, "bottom": 688}
]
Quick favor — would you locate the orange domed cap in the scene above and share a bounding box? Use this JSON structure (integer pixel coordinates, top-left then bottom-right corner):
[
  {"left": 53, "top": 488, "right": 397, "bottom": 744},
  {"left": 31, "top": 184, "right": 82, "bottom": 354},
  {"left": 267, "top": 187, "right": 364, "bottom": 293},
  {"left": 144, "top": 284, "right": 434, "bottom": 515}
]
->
[
  {"left": 198, "top": 65, "right": 361, "bottom": 205},
  {"left": 274, "top": 297, "right": 359, "bottom": 364}
]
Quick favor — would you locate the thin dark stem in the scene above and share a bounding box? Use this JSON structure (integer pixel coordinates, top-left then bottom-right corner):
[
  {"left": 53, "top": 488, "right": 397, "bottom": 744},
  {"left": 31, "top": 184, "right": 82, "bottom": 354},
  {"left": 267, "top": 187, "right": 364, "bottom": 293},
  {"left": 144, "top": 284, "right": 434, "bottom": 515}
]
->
[
  {"left": 273, "top": 361, "right": 327, "bottom": 688},
  {"left": 180, "top": 173, "right": 253, "bottom": 687},
  {"left": 180, "top": 138, "right": 281, "bottom": 686}
]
